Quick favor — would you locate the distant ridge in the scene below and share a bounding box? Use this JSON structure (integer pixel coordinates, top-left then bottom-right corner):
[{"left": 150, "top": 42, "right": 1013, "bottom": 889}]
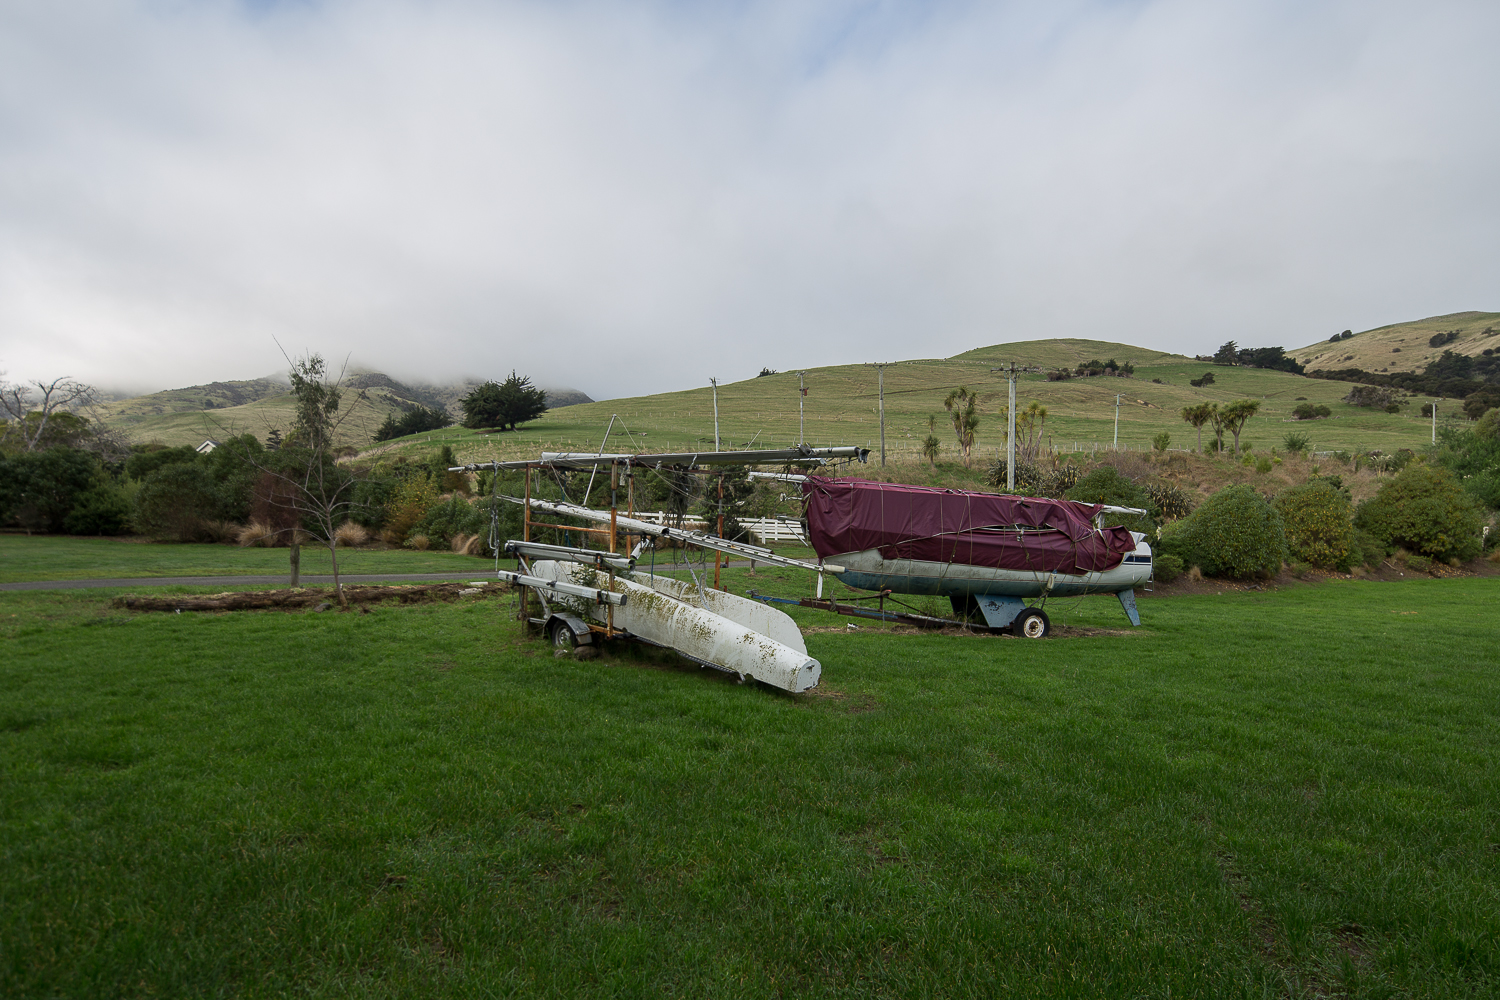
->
[
  {"left": 1292, "top": 311, "right": 1500, "bottom": 375},
  {"left": 100, "top": 372, "right": 595, "bottom": 447}
]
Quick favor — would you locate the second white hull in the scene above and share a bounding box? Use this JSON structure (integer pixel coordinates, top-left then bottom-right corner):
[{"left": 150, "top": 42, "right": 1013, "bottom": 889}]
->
[{"left": 526, "top": 560, "right": 821, "bottom": 692}]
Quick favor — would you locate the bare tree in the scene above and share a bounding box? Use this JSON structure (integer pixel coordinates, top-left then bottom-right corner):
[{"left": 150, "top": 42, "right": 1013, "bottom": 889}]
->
[
  {"left": 231, "top": 352, "right": 367, "bottom": 604},
  {"left": 0, "top": 373, "right": 100, "bottom": 452}
]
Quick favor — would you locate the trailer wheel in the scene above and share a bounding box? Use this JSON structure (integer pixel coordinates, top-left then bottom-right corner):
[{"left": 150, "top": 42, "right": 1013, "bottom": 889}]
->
[
  {"left": 1012, "top": 608, "right": 1050, "bottom": 639},
  {"left": 550, "top": 620, "right": 579, "bottom": 651}
]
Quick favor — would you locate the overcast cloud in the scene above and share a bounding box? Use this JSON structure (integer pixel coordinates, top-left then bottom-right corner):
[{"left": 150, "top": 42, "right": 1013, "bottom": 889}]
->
[{"left": 1, "top": 0, "right": 1496, "bottom": 399}]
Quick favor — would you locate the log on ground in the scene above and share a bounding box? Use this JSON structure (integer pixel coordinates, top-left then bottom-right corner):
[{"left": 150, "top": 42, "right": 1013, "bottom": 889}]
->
[{"left": 111, "top": 581, "right": 510, "bottom": 612}]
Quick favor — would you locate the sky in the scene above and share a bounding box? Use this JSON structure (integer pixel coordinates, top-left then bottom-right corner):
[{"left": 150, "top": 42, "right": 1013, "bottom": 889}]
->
[{"left": 1, "top": 0, "right": 1497, "bottom": 401}]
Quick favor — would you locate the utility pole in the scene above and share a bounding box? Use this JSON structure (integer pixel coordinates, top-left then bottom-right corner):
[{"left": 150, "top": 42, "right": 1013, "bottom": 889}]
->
[
  {"left": 1007, "top": 365, "right": 1017, "bottom": 490},
  {"left": 1114, "top": 394, "right": 1121, "bottom": 449},
  {"left": 866, "top": 363, "right": 889, "bottom": 466},
  {"left": 710, "top": 378, "right": 720, "bottom": 451},
  {"left": 797, "top": 371, "right": 808, "bottom": 445},
  {"left": 989, "top": 364, "right": 1019, "bottom": 491}
]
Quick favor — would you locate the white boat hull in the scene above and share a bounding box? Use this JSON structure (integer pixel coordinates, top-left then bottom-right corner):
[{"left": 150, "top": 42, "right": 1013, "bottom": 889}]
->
[
  {"left": 830, "top": 536, "right": 1153, "bottom": 598},
  {"left": 525, "top": 561, "right": 821, "bottom": 693}
]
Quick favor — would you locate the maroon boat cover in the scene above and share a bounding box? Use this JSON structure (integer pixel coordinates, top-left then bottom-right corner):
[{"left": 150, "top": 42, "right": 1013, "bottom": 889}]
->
[{"left": 801, "top": 477, "right": 1138, "bottom": 575}]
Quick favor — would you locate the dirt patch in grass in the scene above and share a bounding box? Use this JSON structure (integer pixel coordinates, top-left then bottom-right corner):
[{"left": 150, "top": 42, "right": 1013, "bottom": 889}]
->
[{"left": 805, "top": 686, "right": 880, "bottom": 712}]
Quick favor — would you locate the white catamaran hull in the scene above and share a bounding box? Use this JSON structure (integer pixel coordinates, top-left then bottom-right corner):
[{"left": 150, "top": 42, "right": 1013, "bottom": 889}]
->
[
  {"left": 830, "top": 536, "right": 1154, "bottom": 598},
  {"left": 525, "top": 561, "right": 821, "bottom": 693}
]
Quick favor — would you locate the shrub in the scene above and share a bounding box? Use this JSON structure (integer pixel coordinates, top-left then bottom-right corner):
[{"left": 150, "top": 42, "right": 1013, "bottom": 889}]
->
[
  {"left": 451, "top": 533, "right": 483, "bottom": 555},
  {"left": 373, "top": 405, "right": 453, "bottom": 443},
  {"left": 1344, "top": 385, "right": 1396, "bottom": 409},
  {"left": 1352, "top": 529, "right": 1387, "bottom": 567},
  {"left": 133, "top": 463, "right": 225, "bottom": 541},
  {"left": 1283, "top": 431, "right": 1312, "bottom": 452},
  {"left": 986, "top": 460, "right": 1045, "bottom": 495},
  {"left": 0, "top": 447, "right": 103, "bottom": 533},
  {"left": 1159, "top": 485, "right": 1288, "bottom": 579},
  {"left": 407, "top": 534, "right": 431, "bottom": 550},
  {"left": 124, "top": 445, "right": 199, "bottom": 482},
  {"left": 406, "top": 494, "right": 486, "bottom": 547},
  {"left": 380, "top": 474, "right": 442, "bottom": 544},
  {"left": 333, "top": 521, "right": 369, "bottom": 547},
  {"left": 1153, "top": 552, "right": 1184, "bottom": 583},
  {"left": 61, "top": 483, "right": 134, "bottom": 536},
  {"left": 1476, "top": 408, "right": 1500, "bottom": 441},
  {"left": 236, "top": 520, "right": 277, "bottom": 547},
  {"left": 1143, "top": 483, "right": 1194, "bottom": 521},
  {"left": 1254, "top": 456, "right": 1273, "bottom": 474},
  {"left": 1064, "top": 466, "right": 1156, "bottom": 534},
  {"left": 1042, "top": 465, "right": 1081, "bottom": 495},
  {"left": 1152, "top": 432, "right": 1170, "bottom": 453},
  {"left": 1272, "top": 480, "right": 1355, "bottom": 569},
  {"left": 1354, "top": 465, "right": 1484, "bottom": 563}
]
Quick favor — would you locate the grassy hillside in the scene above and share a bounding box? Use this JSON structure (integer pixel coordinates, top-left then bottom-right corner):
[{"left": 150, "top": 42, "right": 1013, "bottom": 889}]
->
[
  {"left": 1292, "top": 310, "right": 1500, "bottom": 375},
  {"left": 951, "top": 336, "right": 1191, "bottom": 367},
  {"left": 362, "top": 338, "right": 1459, "bottom": 471},
  {"left": 102, "top": 374, "right": 595, "bottom": 449},
  {"left": 102, "top": 378, "right": 288, "bottom": 420},
  {"left": 103, "top": 382, "right": 419, "bottom": 450}
]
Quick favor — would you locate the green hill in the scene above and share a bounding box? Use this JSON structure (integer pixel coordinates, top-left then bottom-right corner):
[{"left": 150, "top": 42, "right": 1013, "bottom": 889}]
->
[
  {"left": 951, "top": 337, "right": 1191, "bottom": 368},
  {"left": 101, "top": 375, "right": 594, "bottom": 449},
  {"left": 362, "top": 337, "right": 1459, "bottom": 470},
  {"left": 1292, "top": 310, "right": 1500, "bottom": 375}
]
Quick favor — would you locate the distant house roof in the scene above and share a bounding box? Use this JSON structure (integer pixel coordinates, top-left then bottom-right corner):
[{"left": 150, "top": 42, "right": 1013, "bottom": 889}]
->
[{"left": 195, "top": 439, "right": 222, "bottom": 454}]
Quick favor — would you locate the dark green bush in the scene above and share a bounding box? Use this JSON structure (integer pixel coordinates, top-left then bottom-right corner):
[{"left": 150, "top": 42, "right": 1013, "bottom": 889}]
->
[
  {"left": 1434, "top": 423, "right": 1500, "bottom": 512},
  {"left": 373, "top": 406, "right": 453, "bottom": 443},
  {"left": 0, "top": 447, "right": 102, "bottom": 533},
  {"left": 1354, "top": 465, "right": 1484, "bottom": 562},
  {"left": 198, "top": 435, "right": 265, "bottom": 522},
  {"left": 1153, "top": 552, "right": 1184, "bottom": 583},
  {"left": 407, "top": 494, "right": 485, "bottom": 547},
  {"left": 1159, "top": 485, "right": 1288, "bottom": 579},
  {"left": 61, "top": 483, "right": 133, "bottom": 536},
  {"left": 125, "top": 445, "right": 198, "bottom": 481},
  {"left": 1352, "top": 528, "right": 1387, "bottom": 567},
  {"left": 1272, "top": 480, "right": 1355, "bottom": 570},
  {"left": 1064, "top": 466, "right": 1156, "bottom": 534},
  {"left": 133, "top": 463, "right": 226, "bottom": 541},
  {"left": 1405, "top": 554, "right": 1433, "bottom": 573},
  {"left": 986, "top": 460, "right": 1045, "bottom": 495},
  {"left": 406, "top": 495, "right": 520, "bottom": 550}
]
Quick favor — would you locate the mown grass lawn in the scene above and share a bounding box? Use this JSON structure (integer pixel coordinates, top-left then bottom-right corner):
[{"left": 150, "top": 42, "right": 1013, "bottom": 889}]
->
[
  {"left": 2, "top": 577, "right": 1497, "bottom": 997},
  {"left": 0, "top": 535, "right": 492, "bottom": 584}
]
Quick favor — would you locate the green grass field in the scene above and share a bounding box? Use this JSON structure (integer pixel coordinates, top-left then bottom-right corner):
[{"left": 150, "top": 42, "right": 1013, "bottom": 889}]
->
[
  {"left": 3, "top": 573, "right": 1497, "bottom": 997},
  {"left": 0, "top": 535, "right": 494, "bottom": 584}
]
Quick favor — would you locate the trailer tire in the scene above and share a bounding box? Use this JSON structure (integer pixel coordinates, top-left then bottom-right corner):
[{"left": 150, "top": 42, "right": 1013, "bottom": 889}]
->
[
  {"left": 1012, "top": 608, "right": 1050, "bottom": 639},
  {"left": 550, "top": 620, "right": 579, "bottom": 651}
]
